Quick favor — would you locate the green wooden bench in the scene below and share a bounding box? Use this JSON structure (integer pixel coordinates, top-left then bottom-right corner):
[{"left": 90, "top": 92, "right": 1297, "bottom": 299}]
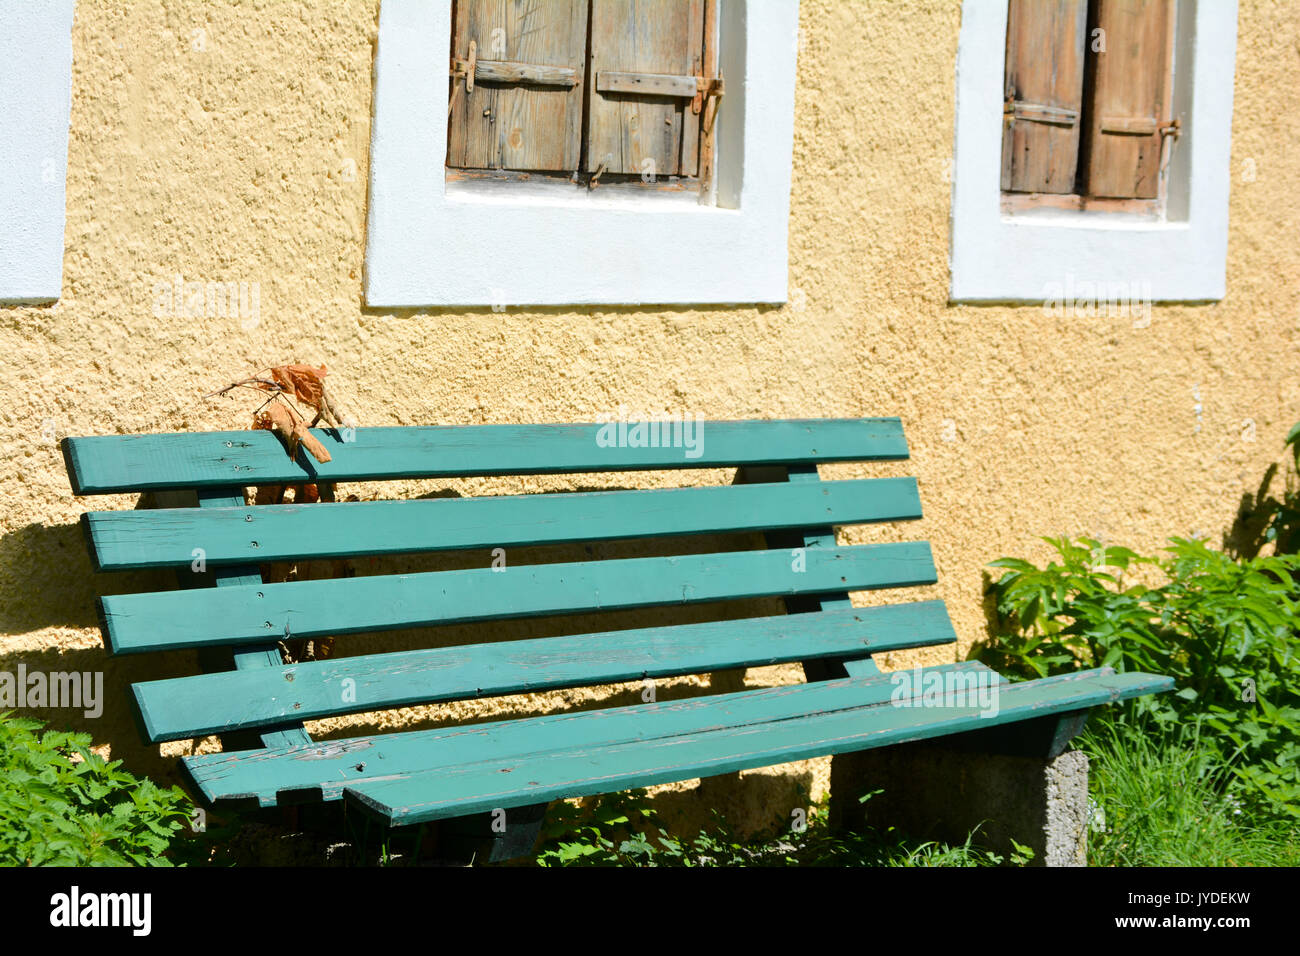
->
[{"left": 63, "top": 417, "right": 1171, "bottom": 858}]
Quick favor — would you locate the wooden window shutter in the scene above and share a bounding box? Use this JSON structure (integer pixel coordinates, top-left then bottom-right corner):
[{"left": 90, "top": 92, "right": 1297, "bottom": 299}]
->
[
  {"left": 1080, "top": 0, "right": 1176, "bottom": 199},
  {"left": 447, "top": 0, "right": 589, "bottom": 172},
  {"left": 1001, "top": 0, "right": 1088, "bottom": 194},
  {"left": 586, "top": 0, "right": 708, "bottom": 178}
]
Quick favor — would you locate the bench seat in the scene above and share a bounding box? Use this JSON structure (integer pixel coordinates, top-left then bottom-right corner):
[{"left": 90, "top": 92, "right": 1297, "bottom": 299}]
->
[
  {"left": 186, "top": 666, "right": 1160, "bottom": 827},
  {"left": 62, "top": 417, "right": 1173, "bottom": 846}
]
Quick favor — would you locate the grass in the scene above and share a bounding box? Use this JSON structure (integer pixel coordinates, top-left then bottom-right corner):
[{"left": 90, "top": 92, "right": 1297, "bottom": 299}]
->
[
  {"left": 1081, "top": 715, "right": 1299, "bottom": 867},
  {"left": 528, "top": 787, "right": 1036, "bottom": 867}
]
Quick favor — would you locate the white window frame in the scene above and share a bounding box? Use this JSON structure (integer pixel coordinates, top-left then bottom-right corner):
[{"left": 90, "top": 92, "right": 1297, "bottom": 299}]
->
[
  {"left": 949, "top": 0, "right": 1237, "bottom": 303},
  {"left": 0, "top": 0, "right": 77, "bottom": 304},
  {"left": 364, "top": 0, "right": 800, "bottom": 308}
]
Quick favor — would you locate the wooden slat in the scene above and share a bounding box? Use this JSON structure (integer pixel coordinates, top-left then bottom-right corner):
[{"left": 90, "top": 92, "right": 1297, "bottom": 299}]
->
[
  {"left": 596, "top": 71, "right": 698, "bottom": 98},
  {"left": 183, "top": 667, "right": 1171, "bottom": 813},
  {"left": 1080, "top": 0, "right": 1175, "bottom": 199},
  {"left": 61, "top": 418, "right": 910, "bottom": 495},
  {"left": 83, "top": 476, "right": 923, "bottom": 571},
  {"left": 586, "top": 0, "right": 706, "bottom": 177},
  {"left": 1001, "top": 0, "right": 1087, "bottom": 193},
  {"left": 346, "top": 670, "right": 1171, "bottom": 826},
  {"left": 100, "top": 543, "right": 938, "bottom": 655},
  {"left": 132, "top": 602, "right": 957, "bottom": 742},
  {"left": 472, "top": 60, "right": 579, "bottom": 86},
  {"left": 184, "top": 662, "right": 994, "bottom": 804},
  {"left": 447, "top": 0, "right": 588, "bottom": 171}
]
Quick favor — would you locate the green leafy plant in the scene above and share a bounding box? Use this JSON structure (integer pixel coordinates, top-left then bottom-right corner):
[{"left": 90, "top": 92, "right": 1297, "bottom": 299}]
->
[
  {"left": 534, "top": 789, "right": 1032, "bottom": 867},
  {"left": 978, "top": 536, "right": 1300, "bottom": 817},
  {"left": 981, "top": 537, "right": 1164, "bottom": 680},
  {"left": 0, "top": 713, "right": 194, "bottom": 866}
]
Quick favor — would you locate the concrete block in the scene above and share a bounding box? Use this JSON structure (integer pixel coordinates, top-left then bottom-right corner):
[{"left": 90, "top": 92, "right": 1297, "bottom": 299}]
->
[{"left": 830, "top": 742, "right": 1090, "bottom": 866}]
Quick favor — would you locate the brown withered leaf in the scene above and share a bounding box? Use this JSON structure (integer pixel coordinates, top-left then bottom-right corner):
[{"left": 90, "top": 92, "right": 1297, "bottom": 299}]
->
[
  {"left": 294, "top": 483, "right": 321, "bottom": 504},
  {"left": 293, "top": 424, "right": 331, "bottom": 464},
  {"left": 257, "top": 400, "right": 331, "bottom": 464},
  {"left": 252, "top": 483, "right": 286, "bottom": 506},
  {"left": 270, "top": 364, "right": 328, "bottom": 411}
]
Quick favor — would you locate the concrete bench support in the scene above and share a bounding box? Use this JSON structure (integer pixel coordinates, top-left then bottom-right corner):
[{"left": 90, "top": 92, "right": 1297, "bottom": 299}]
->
[{"left": 831, "top": 743, "right": 1091, "bottom": 867}]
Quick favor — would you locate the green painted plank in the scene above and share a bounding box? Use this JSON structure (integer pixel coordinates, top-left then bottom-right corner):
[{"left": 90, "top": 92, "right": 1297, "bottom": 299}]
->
[
  {"left": 184, "top": 667, "right": 1171, "bottom": 813},
  {"left": 132, "top": 601, "right": 957, "bottom": 743},
  {"left": 61, "top": 418, "right": 910, "bottom": 495},
  {"left": 197, "top": 488, "right": 312, "bottom": 750},
  {"left": 101, "top": 542, "right": 937, "bottom": 655},
  {"left": 182, "top": 661, "right": 1001, "bottom": 805},
  {"left": 345, "top": 669, "right": 1172, "bottom": 825},
  {"left": 83, "top": 477, "right": 923, "bottom": 571}
]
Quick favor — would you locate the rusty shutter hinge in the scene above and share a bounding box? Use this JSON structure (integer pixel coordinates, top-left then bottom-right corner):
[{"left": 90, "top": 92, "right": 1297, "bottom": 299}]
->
[
  {"left": 1157, "top": 118, "right": 1181, "bottom": 177},
  {"left": 697, "top": 74, "right": 725, "bottom": 135},
  {"left": 693, "top": 75, "right": 725, "bottom": 115}
]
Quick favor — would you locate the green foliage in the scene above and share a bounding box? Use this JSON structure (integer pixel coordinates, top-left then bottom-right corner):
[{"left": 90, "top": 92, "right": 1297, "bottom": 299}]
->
[
  {"left": 1082, "top": 714, "right": 1300, "bottom": 867},
  {"left": 533, "top": 789, "right": 1033, "bottom": 867},
  {"left": 1266, "top": 422, "right": 1300, "bottom": 554},
  {"left": 0, "top": 713, "right": 194, "bottom": 866},
  {"left": 978, "top": 536, "right": 1300, "bottom": 817}
]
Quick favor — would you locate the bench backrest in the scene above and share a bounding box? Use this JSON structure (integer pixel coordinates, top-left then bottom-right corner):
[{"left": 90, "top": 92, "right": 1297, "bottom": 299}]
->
[{"left": 63, "top": 418, "right": 956, "bottom": 748}]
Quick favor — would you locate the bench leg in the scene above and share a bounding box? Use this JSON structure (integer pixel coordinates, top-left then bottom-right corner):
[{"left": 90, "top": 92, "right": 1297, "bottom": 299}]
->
[
  {"left": 830, "top": 738, "right": 1091, "bottom": 867},
  {"left": 432, "top": 802, "right": 549, "bottom": 865}
]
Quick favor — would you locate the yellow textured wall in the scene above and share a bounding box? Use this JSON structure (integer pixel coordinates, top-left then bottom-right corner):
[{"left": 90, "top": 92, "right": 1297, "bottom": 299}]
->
[{"left": 1, "top": 0, "right": 1297, "bottom": 844}]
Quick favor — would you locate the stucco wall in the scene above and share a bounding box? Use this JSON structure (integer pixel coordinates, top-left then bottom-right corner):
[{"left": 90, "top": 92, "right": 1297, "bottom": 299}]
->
[{"left": 1, "top": 0, "right": 1296, "bottom": 842}]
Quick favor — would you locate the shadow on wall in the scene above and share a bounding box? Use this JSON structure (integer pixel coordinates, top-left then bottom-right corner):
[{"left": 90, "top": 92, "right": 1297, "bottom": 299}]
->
[
  {"left": 1227, "top": 462, "right": 1300, "bottom": 559},
  {"left": 0, "top": 642, "right": 208, "bottom": 785},
  {"left": 0, "top": 521, "right": 104, "bottom": 633},
  {"left": 0, "top": 506, "right": 206, "bottom": 782}
]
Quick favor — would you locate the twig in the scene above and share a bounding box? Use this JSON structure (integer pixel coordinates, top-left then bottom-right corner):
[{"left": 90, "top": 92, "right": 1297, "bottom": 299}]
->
[{"left": 204, "top": 376, "right": 281, "bottom": 399}]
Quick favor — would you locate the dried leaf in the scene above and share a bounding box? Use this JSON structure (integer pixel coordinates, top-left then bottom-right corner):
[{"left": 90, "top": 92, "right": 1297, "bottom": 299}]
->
[
  {"left": 259, "top": 399, "right": 331, "bottom": 463},
  {"left": 253, "top": 484, "right": 286, "bottom": 506},
  {"left": 270, "top": 364, "right": 328, "bottom": 411},
  {"left": 317, "top": 384, "right": 355, "bottom": 429},
  {"left": 293, "top": 421, "right": 331, "bottom": 463}
]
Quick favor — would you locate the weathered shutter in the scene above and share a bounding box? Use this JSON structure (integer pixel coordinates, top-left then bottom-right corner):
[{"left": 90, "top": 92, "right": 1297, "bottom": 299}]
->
[
  {"left": 1001, "top": 0, "right": 1088, "bottom": 194},
  {"left": 447, "top": 0, "right": 588, "bottom": 172},
  {"left": 586, "top": 0, "right": 708, "bottom": 179},
  {"left": 1081, "top": 0, "right": 1176, "bottom": 199}
]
